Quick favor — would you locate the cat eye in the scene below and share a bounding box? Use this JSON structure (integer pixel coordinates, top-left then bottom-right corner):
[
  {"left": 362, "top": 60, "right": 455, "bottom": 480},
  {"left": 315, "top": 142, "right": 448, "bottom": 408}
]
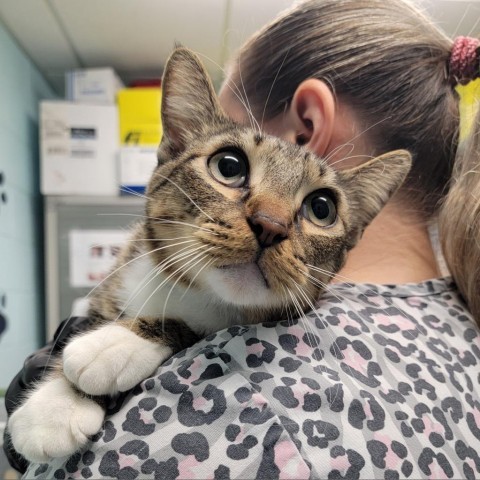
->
[
  {"left": 302, "top": 190, "right": 337, "bottom": 227},
  {"left": 208, "top": 150, "right": 248, "bottom": 187}
]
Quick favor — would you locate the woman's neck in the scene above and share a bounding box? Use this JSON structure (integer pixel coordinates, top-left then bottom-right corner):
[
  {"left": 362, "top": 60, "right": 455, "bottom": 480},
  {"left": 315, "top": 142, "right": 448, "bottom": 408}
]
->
[{"left": 335, "top": 202, "right": 440, "bottom": 285}]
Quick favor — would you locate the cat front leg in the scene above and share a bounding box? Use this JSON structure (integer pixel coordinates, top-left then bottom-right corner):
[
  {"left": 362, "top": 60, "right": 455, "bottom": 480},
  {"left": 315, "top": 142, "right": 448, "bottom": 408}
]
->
[
  {"left": 8, "top": 369, "right": 105, "bottom": 462},
  {"left": 63, "top": 318, "right": 199, "bottom": 396}
]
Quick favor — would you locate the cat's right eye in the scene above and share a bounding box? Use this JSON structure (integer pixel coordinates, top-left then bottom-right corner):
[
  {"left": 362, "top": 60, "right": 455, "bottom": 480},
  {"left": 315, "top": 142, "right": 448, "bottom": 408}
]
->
[
  {"left": 207, "top": 150, "right": 248, "bottom": 188},
  {"left": 301, "top": 190, "right": 337, "bottom": 227}
]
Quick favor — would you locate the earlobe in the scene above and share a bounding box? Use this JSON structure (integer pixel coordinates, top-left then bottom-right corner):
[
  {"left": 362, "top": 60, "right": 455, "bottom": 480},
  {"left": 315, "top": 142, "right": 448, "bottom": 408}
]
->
[{"left": 290, "top": 79, "right": 336, "bottom": 156}]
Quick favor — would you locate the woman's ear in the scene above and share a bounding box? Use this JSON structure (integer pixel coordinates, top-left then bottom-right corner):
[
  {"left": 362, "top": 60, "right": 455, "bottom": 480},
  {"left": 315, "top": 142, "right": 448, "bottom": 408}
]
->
[{"left": 289, "top": 79, "right": 336, "bottom": 156}]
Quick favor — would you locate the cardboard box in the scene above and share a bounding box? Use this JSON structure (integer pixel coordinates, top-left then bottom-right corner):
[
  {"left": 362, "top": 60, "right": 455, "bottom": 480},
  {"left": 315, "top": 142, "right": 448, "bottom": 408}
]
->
[
  {"left": 118, "top": 88, "right": 162, "bottom": 145},
  {"left": 119, "top": 147, "right": 157, "bottom": 195},
  {"left": 40, "top": 101, "right": 119, "bottom": 195},
  {"left": 66, "top": 68, "right": 124, "bottom": 105}
]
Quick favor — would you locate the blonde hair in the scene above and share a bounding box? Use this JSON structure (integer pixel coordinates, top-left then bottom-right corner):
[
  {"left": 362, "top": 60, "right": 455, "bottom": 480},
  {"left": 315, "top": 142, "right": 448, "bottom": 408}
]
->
[{"left": 229, "top": 0, "right": 480, "bottom": 323}]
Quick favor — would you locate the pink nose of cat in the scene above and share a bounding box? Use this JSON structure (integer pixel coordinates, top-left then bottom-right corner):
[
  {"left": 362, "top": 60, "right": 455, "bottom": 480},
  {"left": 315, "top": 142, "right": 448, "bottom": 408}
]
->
[{"left": 248, "top": 213, "right": 288, "bottom": 248}]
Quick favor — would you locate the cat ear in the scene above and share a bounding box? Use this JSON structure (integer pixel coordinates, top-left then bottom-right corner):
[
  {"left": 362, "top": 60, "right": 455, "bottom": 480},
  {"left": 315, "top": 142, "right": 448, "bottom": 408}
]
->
[
  {"left": 337, "top": 150, "right": 412, "bottom": 244},
  {"left": 160, "top": 47, "right": 226, "bottom": 154}
]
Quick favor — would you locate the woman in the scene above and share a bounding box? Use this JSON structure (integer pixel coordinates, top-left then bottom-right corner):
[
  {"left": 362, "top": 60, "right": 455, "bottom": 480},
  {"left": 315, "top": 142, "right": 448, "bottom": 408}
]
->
[{"left": 6, "top": 0, "right": 480, "bottom": 478}]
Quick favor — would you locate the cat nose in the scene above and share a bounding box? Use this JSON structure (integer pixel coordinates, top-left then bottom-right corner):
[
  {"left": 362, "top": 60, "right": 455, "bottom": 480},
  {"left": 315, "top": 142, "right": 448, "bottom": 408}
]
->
[{"left": 248, "top": 213, "right": 288, "bottom": 248}]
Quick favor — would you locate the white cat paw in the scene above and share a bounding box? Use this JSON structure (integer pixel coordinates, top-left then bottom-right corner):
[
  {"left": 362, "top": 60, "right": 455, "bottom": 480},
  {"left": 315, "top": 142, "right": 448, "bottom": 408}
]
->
[
  {"left": 8, "top": 376, "right": 104, "bottom": 463},
  {"left": 63, "top": 324, "right": 172, "bottom": 396}
]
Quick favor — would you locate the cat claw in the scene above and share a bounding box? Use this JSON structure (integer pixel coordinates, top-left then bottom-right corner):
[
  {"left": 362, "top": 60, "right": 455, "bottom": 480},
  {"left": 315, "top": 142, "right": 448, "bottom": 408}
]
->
[
  {"left": 63, "top": 324, "right": 172, "bottom": 396},
  {"left": 8, "top": 376, "right": 104, "bottom": 463}
]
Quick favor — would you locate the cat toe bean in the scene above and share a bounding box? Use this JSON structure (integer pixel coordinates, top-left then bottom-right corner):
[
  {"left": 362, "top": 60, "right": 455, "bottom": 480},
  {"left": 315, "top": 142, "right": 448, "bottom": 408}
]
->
[
  {"left": 63, "top": 324, "right": 172, "bottom": 396},
  {"left": 8, "top": 376, "right": 104, "bottom": 463}
]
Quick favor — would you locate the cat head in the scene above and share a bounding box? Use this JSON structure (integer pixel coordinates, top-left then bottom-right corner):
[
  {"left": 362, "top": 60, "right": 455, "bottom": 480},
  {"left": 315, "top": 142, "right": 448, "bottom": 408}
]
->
[{"left": 145, "top": 48, "right": 411, "bottom": 314}]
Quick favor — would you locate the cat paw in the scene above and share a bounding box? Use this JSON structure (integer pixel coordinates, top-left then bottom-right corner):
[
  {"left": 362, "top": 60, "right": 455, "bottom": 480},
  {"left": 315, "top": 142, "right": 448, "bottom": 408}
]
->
[
  {"left": 63, "top": 324, "right": 172, "bottom": 396},
  {"left": 8, "top": 376, "right": 104, "bottom": 463}
]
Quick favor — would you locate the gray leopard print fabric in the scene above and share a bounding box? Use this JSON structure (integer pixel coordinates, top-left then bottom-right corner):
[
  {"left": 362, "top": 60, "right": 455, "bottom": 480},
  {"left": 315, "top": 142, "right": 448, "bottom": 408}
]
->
[{"left": 26, "top": 278, "right": 480, "bottom": 479}]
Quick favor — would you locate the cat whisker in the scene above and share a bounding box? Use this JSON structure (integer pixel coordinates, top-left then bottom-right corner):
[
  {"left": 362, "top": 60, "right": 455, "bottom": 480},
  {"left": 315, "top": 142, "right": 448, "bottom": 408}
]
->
[
  {"left": 194, "top": 51, "right": 259, "bottom": 132},
  {"left": 132, "top": 244, "right": 211, "bottom": 323},
  {"left": 124, "top": 236, "right": 194, "bottom": 242},
  {"left": 97, "top": 213, "right": 218, "bottom": 235},
  {"left": 151, "top": 172, "right": 215, "bottom": 222},
  {"left": 237, "top": 57, "right": 261, "bottom": 134},
  {"left": 260, "top": 48, "right": 291, "bottom": 130},
  {"left": 162, "top": 248, "right": 218, "bottom": 321},
  {"left": 120, "top": 186, "right": 150, "bottom": 200},
  {"left": 180, "top": 257, "right": 215, "bottom": 301},
  {"left": 115, "top": 243, "right": 205, "bottom": 322},
  {"left": 323, "top": 143, "right": 355, "bottom": 166}
]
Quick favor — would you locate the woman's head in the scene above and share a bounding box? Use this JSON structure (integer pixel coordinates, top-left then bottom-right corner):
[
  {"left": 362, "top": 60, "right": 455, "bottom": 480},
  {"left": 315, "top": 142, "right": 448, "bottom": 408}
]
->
[{"left": 221, "top": 0, "right": 458, "bottom": 213}]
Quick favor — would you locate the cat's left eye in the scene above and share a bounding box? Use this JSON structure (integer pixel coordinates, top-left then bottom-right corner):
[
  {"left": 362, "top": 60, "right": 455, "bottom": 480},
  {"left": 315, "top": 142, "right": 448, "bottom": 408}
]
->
[
  {"left": 208, "top": 150, "right": 248, "bottom": 187},
  {"left": 301, "top": 190, "right": 337, "bottom": 227}
]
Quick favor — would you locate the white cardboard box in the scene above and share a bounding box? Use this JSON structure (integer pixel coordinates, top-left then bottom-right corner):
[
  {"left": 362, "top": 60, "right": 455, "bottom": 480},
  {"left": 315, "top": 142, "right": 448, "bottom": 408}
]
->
[
  {"left": 66, "top": 68, "right": 124, "bottom": 105},
  {"left": 119, "top": 147, "right": 157, "bottom": 194},
  {"left": 40, "top": 101, "right": 119, "bottom": 195}
]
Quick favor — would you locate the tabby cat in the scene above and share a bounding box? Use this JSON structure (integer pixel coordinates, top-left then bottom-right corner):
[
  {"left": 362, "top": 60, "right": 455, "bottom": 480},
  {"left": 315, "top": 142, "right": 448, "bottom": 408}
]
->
[{"left": 8, "top": 48, "right": 411, "bottom": 462}]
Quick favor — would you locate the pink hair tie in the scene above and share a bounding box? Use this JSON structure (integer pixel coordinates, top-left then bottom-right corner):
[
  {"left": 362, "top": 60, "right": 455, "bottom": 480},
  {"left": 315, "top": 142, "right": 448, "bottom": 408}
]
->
[{"left": 449, "top": 36, "right": 480, "bottom": 85}]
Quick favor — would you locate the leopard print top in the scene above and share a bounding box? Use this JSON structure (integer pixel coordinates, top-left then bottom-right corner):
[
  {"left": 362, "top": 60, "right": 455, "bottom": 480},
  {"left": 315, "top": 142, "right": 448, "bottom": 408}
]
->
[{"left": 26, "top": 278, "right": 480, "bottom": 479}]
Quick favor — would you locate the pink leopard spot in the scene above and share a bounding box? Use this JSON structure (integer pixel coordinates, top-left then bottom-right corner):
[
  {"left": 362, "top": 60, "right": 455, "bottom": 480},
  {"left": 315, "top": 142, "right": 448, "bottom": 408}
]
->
[{"left": 274, "top": 440, "right": 310, "bottom": 479}]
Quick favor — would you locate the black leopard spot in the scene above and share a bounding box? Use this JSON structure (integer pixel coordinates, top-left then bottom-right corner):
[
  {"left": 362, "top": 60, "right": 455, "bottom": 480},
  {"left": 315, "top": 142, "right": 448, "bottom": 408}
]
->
[
  {"left": 81, "top": 467, "right": 93, "bottom": 478},
  {"left": 196, "top": 363, "right": 224, "bottom": 382},
  {"left": 367, "top": 439, "right": 388, "bottom": 468},
  {"left": 171, "top": 432, "right": 209, "bottom": 461},
  {"left": 281, "top": 376, "right": 296, "bottom": 386},
  {"left": 214, "top": 465, "right": 231, "bottom": 480},
  {"left": 303, "top": 420, "right": 339, "bottom": 448},
  {"left": 301, "top": 377, "right": 320, "bottom": 390},
  {"left": 278, "top": 334, "right": 299, "bottom": 354},
  {"left": 329, "top": 447, "right": 365, "bottom": 479},
  {"left": 273, "top": 386, "right": 299, "bottom": 408},
  {"left": 240, "top": 404, "right": 275, "bottom": 425},
  {"left": 304, "top": 393, "right": 321, "bottom": 412},
  {"left": 246, "top": 338, "right": 277, "bottom": 367},
  {"left": 139, "top": 397, "right": 157, "bottom": 411},
  {"left": 226, "top": 435, "right": 258, "bottom": 460},
  {"left": 104, "top": 420, "right": 118, "bottom": 442},
  {"left": 118, "top": 467, "right": 139, "bottom": 480},
  {"left": 141, "top": 457, "right": 179, "bottom": 480},
  {"left": 144, "top": 379, "right": 155, "bottom": 391},
  {"left": 225, "top": 424, "right": 241, "bottom": 441},
  {"left": 256, "top": 424, "right": 283, "bottom": 480},
  {"left": 418, "top": 448, "right": 453, "bottom": 478},
  {"left": 153, "top": 405, "right": 172, "bottom": 423},
  {"left": 120, "top": 440, "right": 149, "bottom": 460},
  {"left": 234, "top": 386, "right": 253, "bottom": 403},
  {"left": 65, "top": 452, "right": 82, "bottom": 474},
  {"left": 159, "top": 371, "right": 188, "bottom": 394},
  {"left": 178, "top": 384, "right": 227, "bottom": 426},
  {"left": 391, "top": 441, "right": 407, "bottom": 459},
  {"left": 122, "top": 407, "right": 155, "bottom": 436},
  {"left": 34, "top": 464, "right": 48, "bottom": 476},
  {"left": 250, "top": 372, "right": 273, "bottom": 383},
  {"left": 82, "top": 451, "right": 95, "bottom": 466},
  {"left": 279, "top": 357, "right": 302, "bottom": 372},
  {"left": 99, "top": 451, "right": 120, "bottom": 477},
  {"left": 326, "top": 384, "right": 344, "bottom": 412},
  {"left": 455, "top": 440, "right": 480, "bottom": 480}
]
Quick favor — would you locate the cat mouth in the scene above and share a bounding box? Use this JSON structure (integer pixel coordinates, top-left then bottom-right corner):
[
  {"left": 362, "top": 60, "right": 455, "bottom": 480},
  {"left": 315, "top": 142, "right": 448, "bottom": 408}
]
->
[{"left": 218, "top": 262, "right": 269, "bottom": 289}]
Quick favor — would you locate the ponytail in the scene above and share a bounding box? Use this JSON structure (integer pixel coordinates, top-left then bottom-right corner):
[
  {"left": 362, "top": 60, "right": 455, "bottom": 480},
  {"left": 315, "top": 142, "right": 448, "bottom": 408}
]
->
[{"left": 439, "top": 102, "right": 480, "bottom": 324}]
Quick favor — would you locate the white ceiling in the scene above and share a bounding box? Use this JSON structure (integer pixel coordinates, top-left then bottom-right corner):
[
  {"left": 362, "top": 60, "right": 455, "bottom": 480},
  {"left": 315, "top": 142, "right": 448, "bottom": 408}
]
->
[{"left": 0, "top": 0, "right": 479, "bottom": 95}]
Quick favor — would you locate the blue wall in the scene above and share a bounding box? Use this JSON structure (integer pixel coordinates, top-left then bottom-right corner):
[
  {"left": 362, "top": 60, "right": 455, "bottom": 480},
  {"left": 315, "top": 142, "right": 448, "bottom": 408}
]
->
[{"left": 0, "top": 22, "right": 56, "bottom": 389}]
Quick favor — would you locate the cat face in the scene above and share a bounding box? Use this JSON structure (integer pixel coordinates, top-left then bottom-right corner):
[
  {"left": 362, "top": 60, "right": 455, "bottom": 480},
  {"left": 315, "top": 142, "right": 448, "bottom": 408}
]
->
[{"left": 145, "top": 48, "right": 411, "bottom": 313}]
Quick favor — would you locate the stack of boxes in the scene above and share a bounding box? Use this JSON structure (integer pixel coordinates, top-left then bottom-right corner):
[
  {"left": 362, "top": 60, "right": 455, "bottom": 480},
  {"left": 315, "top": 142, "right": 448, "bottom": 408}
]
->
[{"left": 40, "top": 67, "right": 161, "bottom": 196}]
